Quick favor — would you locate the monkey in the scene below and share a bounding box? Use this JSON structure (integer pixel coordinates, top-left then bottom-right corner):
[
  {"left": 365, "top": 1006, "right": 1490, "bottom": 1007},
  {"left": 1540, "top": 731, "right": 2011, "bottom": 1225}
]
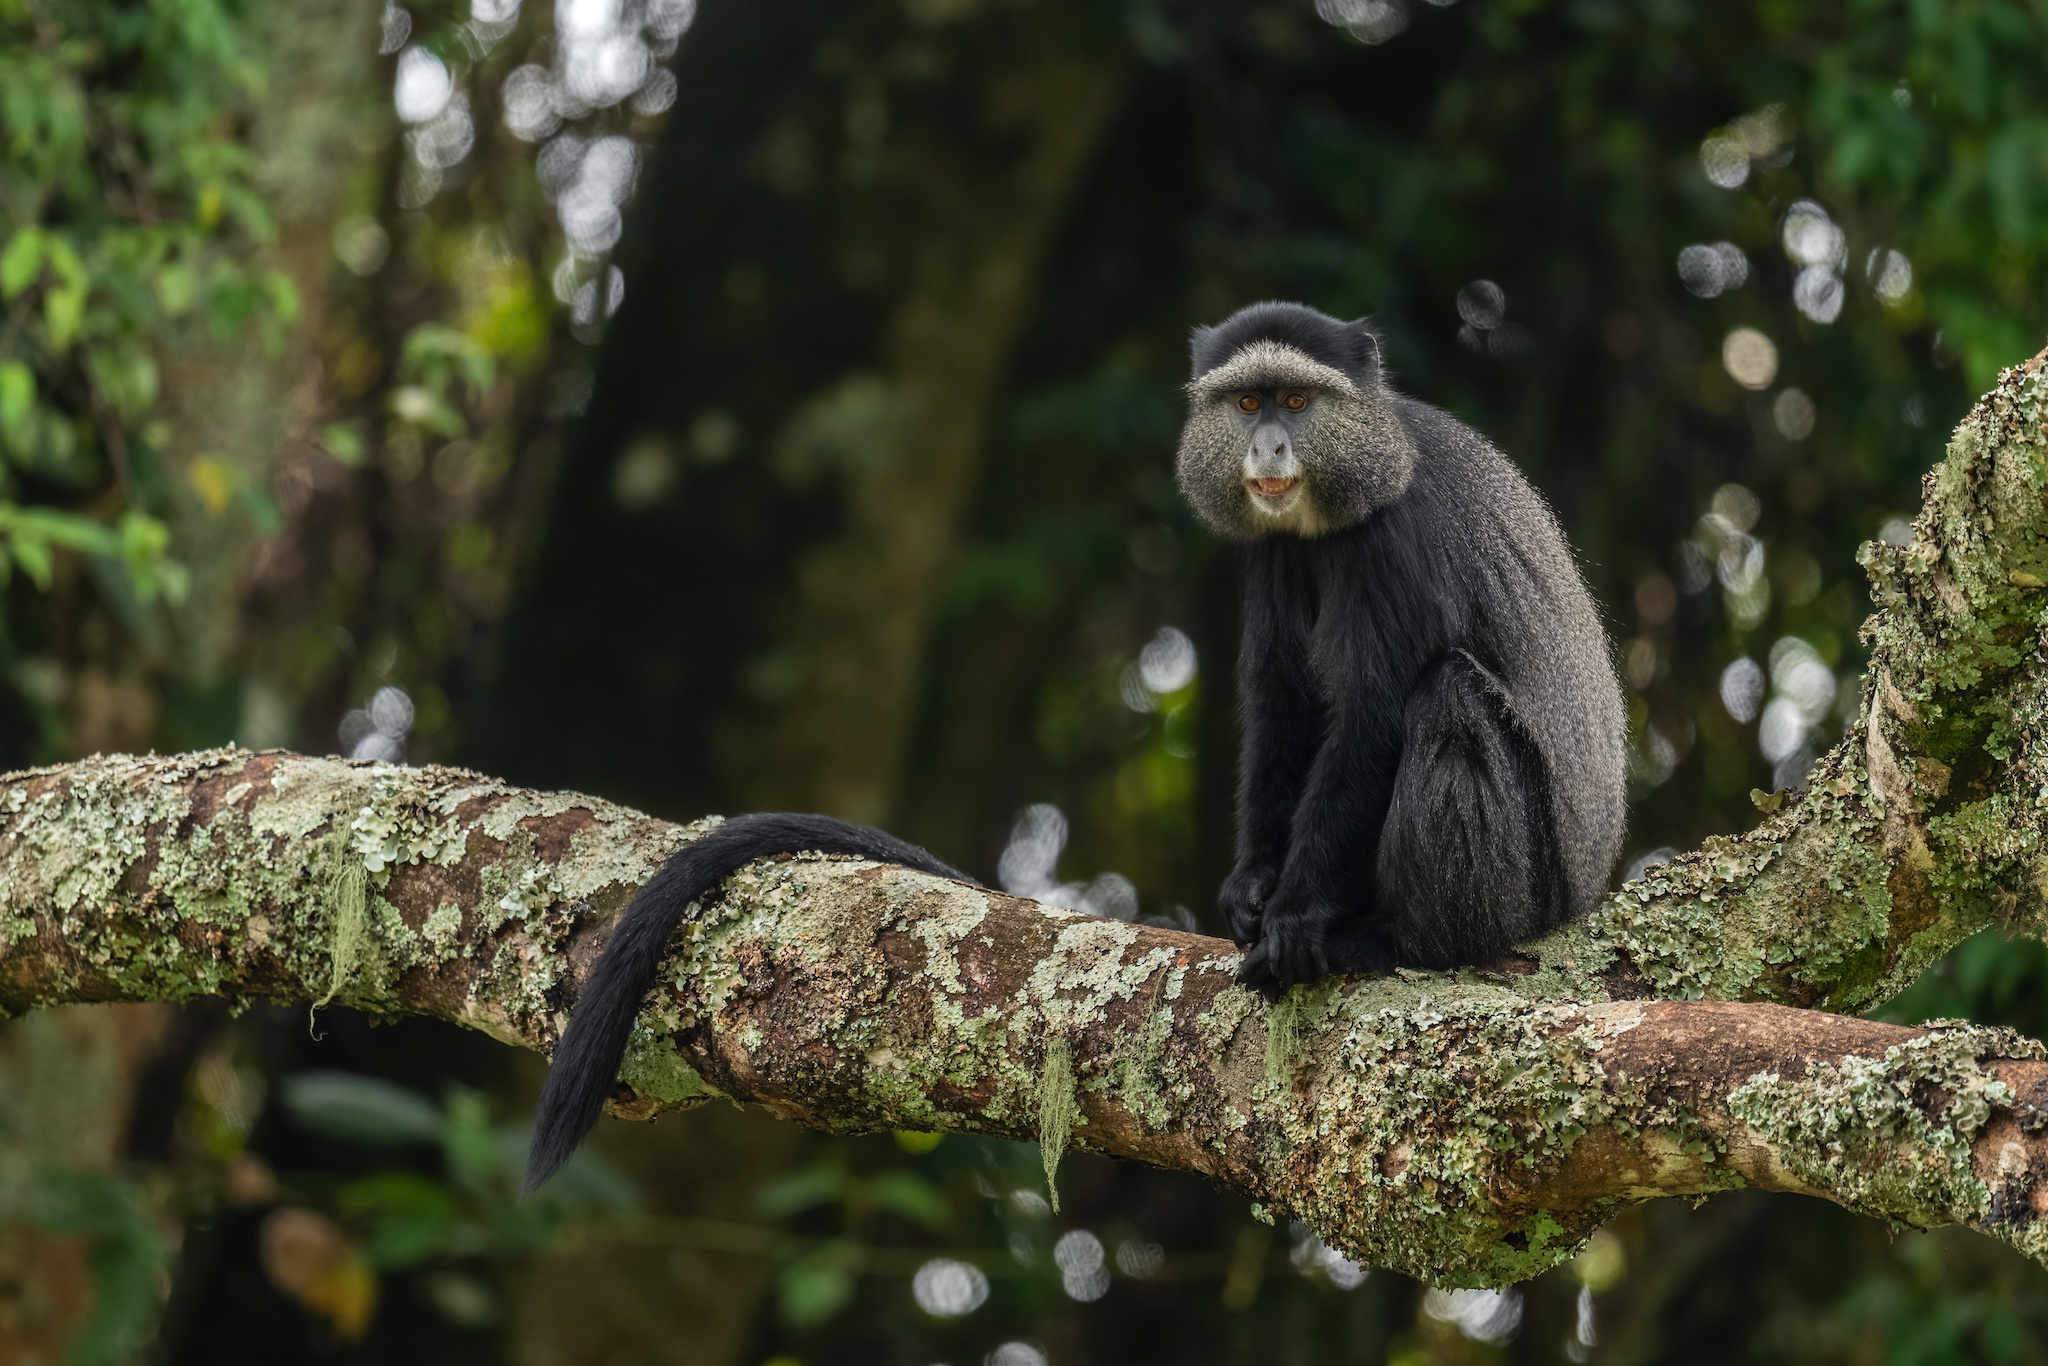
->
[
  {"left": 1177, "top": 301, "right": 1626, "bottom": 998},
  {"left": 524, "top": 300, "right": 1624, "bottom": 1192}
]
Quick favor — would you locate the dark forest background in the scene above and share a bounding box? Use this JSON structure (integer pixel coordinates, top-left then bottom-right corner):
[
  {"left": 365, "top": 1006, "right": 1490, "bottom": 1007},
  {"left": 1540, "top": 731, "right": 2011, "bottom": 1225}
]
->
[{"left": 3, "top": 0, "right": 2048, "bottom": 1361}]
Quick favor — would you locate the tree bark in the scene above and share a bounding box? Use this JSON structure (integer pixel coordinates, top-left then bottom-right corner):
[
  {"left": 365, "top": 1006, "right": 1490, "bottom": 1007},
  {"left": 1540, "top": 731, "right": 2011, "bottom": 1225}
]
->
[{"left": 8, "top": 352, "right": 2048, "bottom": 1287}]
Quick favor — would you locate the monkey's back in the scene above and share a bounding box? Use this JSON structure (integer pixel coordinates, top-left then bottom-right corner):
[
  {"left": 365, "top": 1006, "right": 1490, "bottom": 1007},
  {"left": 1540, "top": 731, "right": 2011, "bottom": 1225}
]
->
[
  {"left": 1393, "top": 398, "right": 1626, "bottom": 914},
  {"left": 1281, "top": 396, "right": 1626, "bottom": 920}
]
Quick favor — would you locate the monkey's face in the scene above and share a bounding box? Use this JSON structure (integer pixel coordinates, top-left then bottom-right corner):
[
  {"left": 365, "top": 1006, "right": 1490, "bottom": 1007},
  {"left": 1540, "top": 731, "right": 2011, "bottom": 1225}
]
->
[{"left": 1175, "top": 340, "right": 1416, "bottom": 540}]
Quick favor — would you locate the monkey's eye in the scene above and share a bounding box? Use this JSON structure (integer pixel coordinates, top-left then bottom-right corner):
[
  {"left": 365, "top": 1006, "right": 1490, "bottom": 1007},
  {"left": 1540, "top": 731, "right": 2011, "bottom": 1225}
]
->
[
  {"left": 1236, "top": 394, "right": 1261, "bottom": 413},
  {"left": 1281, "top": 391, "right": 1308, "bottom": 411}
]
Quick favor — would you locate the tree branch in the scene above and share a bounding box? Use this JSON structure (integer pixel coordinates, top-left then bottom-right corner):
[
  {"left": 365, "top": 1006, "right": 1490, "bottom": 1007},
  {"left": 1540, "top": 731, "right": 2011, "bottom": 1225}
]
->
[{"left": 7, "top": 355, "right": 2048, "bottom": 1286}]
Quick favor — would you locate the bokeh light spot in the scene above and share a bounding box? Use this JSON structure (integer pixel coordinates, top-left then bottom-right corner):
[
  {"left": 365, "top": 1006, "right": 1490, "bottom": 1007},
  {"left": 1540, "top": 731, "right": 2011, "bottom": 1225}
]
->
[
  {"left": 1772, "top": 388, "right": 1816, "bottom": 441},
  {"left": 1720, "top": 657, "right": 1764, "bottom": 723},
  {"left": 1138, "top": 625, "right": 1197, "bottom": 694},
  {"left": 393, "top": 46, "right": 453, "bottom": 124},
  {"left": 1721, "top": 328, "right": 1778, "bottom": 390},
  {"left": 1866, "top": 247, "right": 1913, "bottom": 305},
  {"left": 1314, "top": 0, "right": 1410, "bottom": 43},
  {"left": 910, "top": 1259, "right": 988, "bottom": 1318},
  {"left": 1424, "top": 1287, "right": 1524, "bottom": 1345},
  {"left": 1114, "top": 1239, "right": 1163, "bottom": 1279},
  {"left": 1676, "top": 242, "right": 1748, "bottom": 298},
  {"left": 1055, "top": 1229, "right": 1110, "bottom": 1301}
]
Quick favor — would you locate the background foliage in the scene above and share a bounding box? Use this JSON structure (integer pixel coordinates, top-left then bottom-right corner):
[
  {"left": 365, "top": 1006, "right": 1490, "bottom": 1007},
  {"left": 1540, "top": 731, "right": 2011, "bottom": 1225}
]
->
[{"left": 3, "top": 0, "right": 2048, "bottom": 1362}]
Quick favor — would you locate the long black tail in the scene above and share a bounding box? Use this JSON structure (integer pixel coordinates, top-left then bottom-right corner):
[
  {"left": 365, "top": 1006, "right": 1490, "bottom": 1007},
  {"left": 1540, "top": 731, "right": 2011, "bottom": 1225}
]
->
[{"left": 524, "top": 812, "right": 976, "bottom": 1193}]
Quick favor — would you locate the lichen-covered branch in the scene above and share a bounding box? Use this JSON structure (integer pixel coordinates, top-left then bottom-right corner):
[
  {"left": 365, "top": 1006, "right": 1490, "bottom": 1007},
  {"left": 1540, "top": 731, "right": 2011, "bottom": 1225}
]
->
[
  {"left": 7, "top": 356, "right": 2048, "bottom": 1287},
  {"left": 1515, "top": 349, "right": 2048, "bottom": 1012},
  {"left": 0, "top": 744, "right": 2044, "bottom": 1286}
]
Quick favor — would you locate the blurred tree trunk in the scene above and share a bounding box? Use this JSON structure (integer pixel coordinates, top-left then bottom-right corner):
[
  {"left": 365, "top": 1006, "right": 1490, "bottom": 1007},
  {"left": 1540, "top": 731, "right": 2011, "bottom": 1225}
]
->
[
  {"left": 0, "top": 2, "right": 385, "bottom": 1361},
  {"left": 152, "top": 0, "right": 387, "bottom": 739},
  {"left": 730, "top": 24, "right": 1125, "bottom": 823}
]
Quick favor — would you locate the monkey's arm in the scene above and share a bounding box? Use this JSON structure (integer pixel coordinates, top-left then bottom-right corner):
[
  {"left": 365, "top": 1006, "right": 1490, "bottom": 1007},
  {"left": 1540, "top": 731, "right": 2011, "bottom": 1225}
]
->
[
  {"left": 1235, "top": 684, "right": 1400, "bottom": 995},
  {"left": 1220, "top": 554, "right": 1323, "bottom": 946}
]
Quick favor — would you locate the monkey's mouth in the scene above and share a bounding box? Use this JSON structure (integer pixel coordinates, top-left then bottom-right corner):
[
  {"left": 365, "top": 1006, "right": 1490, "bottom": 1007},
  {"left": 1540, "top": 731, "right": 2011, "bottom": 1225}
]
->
[{"left": 1247, "top": 477, "right": 1299, "bottom": 500}]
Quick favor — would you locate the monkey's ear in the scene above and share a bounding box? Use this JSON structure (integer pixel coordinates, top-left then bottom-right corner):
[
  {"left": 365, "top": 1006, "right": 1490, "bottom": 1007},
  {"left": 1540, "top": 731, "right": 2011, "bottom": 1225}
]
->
[{"left": 1345, "top": 318, "right": 1385, "bottom": 383}]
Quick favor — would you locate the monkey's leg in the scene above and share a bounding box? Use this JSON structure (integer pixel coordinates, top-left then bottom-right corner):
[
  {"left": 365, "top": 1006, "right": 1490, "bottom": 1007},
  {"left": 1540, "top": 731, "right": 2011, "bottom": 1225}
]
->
[{"left": 1363, "top": 650, "right": 1568, "bottom": 971}]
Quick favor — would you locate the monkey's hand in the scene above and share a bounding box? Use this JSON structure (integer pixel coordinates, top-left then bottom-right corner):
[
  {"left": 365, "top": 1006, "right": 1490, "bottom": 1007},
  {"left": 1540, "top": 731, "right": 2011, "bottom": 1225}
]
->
[
  {"left": 1234, "top": 880, "right": 1339, "bottom": 1000},
  {"left": 1218, "top": 862, "right": 1279, "bottom": 947}
]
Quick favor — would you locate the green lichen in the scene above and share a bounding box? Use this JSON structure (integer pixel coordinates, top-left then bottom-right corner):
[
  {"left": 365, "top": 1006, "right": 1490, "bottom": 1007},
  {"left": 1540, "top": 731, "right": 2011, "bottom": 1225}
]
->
[
  {"left": 1111, "top": 975, "right": 1178, "bottom": 1130},
  {"left": 617, "top": 1023, "right": 714, "bottom": 1106},
  {"left": 422, "top": 902, "right": 464, "bottom": 954},
  {"left": 1265, "top": 988, "right": 1307, "bottom": 1090},
  {"left": 349, "top": 768, "right": 466, "bottom": 874},
  {"left": 1476, "top": 1209, "right": 1575, "bottom": 1286},
  {"left": 0, "top": 750, "right": 697, "bottom": 1054},
  {"left": 1726, "top": 1023, "right": 2041, "bottom": 1229},
  {"left": 317, "top": 839, "right": 370, "bottom": 1010},
  {"left": 1038, "top": 1034, "right": 1076, "bottom": 1212}
]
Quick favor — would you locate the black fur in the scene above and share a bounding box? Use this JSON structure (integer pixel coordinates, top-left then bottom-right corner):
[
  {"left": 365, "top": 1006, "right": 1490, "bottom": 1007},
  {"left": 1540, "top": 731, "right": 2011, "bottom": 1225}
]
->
[
  {"left": 1191, "top": 303, "right": 1625, "bottom": 997},
  {"left": 524, "top": 813, "right": 973, "bottom": 1193},
  {"left": 1192, "top": 300, "right": 1383, "bottom": 383}
]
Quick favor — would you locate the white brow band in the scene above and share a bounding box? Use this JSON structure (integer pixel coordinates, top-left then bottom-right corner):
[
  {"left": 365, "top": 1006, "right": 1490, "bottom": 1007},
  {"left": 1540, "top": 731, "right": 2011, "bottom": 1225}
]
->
[{"left": 1188, "top": 340, "right": 1363, "bottom": 401}]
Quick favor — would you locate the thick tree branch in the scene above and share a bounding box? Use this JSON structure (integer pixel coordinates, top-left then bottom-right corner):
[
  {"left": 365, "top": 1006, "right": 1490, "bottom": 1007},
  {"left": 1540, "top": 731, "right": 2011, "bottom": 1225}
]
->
[
  {"left": 1518, "top": 349, "right": 2048, "bottom": 1014},
  {"left": 6, "top": 356, "right": 2048, "bottom": 1286}
]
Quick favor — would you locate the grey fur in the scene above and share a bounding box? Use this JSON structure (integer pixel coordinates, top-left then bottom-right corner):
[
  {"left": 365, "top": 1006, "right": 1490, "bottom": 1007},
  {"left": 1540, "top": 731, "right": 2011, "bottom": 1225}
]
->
[
  {"left": 1390, "top": 401, "right": 1626, "bottom": 920},
  {"left": 1176, "top": 341, "right": 1417, "bottom": 540}
]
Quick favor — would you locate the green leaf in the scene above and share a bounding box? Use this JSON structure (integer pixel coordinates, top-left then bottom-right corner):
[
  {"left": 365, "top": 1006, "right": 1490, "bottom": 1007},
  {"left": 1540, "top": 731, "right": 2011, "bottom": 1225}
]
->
[
  {"left": 236, "top": 481, "right": 281, "bottom": 535},
  {"left": 755, "top": 1165, "right": 848, "bottom": 1217},
  {"left": 0, "top": 228, "right": 41, "bottom": 299},
  {"left": 870, "top": 1171, "right": 952, "bottom": 1232},
  {"left": 117, "top": 511, "right": 189, "bottom": 605},
  {"left": 390, "top": 385, "right": 466, "bottom": 438},
  {"left": 44, "top": 284, "right": 84, "bottom": 351},
  {"left": 261, "top": 268, "right": 299, "bottom": 326},
  {"left": 364, "top": 1210, "right": 461, "bottom": 1270},
  {"left": 339, "top": 1173, "right": 462, "bottom": 1269},
  {"left": 0, "top": 362, "right": 31, "bottom": 435},
  {"left": 339, "top": 1171, "right": 459, "bottom": 1217},
  {"left": 43, "top": 235, "right": 85, "bottom": 291},
  {"left": 27, "top": 1170, "right": 168, "bottom": 1366},
  {"left": 439, "top": 1089, "right": 502, "bottom": 1193},
  {"left": 15, "top": 506, "right": 119, "bottom": 555},
  {"left": 281, "top": 1071, "right": 446, "bottom": 1146},
  {"left": 87, "top": 345, "right": 158, "bottom": 422},
  {"left": 777, "top": 1249, "right": 858, "bottom": 1327},
  {"left": 154, "top": 263, "right": 197, "bottom": 316},
  {"left": 319, "top": 422, "right": 366, "bottom": 466},
  {"left": 9, "top": 533, "right": 51, "bottom": 589}
]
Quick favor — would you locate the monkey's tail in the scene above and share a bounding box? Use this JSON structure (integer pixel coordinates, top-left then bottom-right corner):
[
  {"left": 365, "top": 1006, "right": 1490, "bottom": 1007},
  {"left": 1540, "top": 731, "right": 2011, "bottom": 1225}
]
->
[{"left": 524, "top": 812, "right": 975, "bottom": 1194}]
